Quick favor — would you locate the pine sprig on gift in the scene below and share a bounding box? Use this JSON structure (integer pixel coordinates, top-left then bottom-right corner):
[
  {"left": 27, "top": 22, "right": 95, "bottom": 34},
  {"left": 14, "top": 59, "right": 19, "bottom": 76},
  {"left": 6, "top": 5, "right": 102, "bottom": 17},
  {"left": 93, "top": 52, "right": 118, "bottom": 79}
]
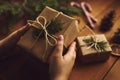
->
[
  {"left": 83, "top": 36, "right": 108, "bottom": 52},
  {"left": 99, "top": 10, "right": 115, "bottom": 32},
  {"left": 97, "top": 41, "right": 107, "bottom": 51},
  {"left": 32, "top": 19, "right": 63, "bottom": 39},
  {"left": 47, "top": 19, "right": 63, "bottom": 34},
  {"left": 83, "top": 37, "right": 95, "bottom": 45},
  {"left": 112, "top": 28, "right": 120, "bottom": 44}
]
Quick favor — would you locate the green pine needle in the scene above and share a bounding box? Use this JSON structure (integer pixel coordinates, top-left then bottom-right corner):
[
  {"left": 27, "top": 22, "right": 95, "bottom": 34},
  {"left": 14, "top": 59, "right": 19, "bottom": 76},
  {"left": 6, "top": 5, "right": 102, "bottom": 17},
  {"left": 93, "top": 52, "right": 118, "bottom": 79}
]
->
[
  {"left": 83, "top": 36, "right": 108, "bottom": 52},
  {"left": 47, "top": 19, "right": 63, "bottom": 34},
  {"left": 0, "top": 0, "right": 82, "bottom": 34},
  {"left": 96, "top": 41, "right": 107, "bottom": 51},
  {"left": 32, "top": 18, "right": 63, "bottom": 39}
]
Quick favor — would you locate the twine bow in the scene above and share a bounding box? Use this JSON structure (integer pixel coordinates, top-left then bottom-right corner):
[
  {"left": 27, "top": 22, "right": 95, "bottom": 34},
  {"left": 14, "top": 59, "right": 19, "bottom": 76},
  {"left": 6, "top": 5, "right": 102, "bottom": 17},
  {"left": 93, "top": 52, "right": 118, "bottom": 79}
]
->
[
  {"left": 28, "top": 16, "right": 57, "bottom": 50},
  {"left": 83, "top": 36, "right": 107, "bottom": 52}
]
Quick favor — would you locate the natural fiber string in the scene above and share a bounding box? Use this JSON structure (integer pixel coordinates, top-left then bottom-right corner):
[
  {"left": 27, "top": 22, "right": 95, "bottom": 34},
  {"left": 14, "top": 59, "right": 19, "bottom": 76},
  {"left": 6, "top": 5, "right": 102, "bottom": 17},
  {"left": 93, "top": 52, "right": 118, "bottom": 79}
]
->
[
  {"left": 28, "top": 11, "right": 63, "bottom": 61},
  {"left": 84, "top": 36, "right": 101, "bottom": 52},
  {"left": 41, "top": 12, "right": 62, "bottom": 60},
  {"left": 81, "top": 25, "right": 106, "bottom": 52},
  {"left": 82, "top": 26, "right": 108, "bottom": 52},
  {"left": 28, "top": 16, "right": 58, "bottom": 59}
]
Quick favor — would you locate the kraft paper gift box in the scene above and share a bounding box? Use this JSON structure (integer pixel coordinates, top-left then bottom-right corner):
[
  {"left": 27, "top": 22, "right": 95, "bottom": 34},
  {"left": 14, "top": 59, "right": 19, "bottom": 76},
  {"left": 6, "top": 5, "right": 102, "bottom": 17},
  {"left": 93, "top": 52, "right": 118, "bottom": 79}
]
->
[
  {"left": 76, "top": 34, "right": 112, "bottom": 63},
  {"left": 18, "top": 6, "right": 79, "bottom": 62}
]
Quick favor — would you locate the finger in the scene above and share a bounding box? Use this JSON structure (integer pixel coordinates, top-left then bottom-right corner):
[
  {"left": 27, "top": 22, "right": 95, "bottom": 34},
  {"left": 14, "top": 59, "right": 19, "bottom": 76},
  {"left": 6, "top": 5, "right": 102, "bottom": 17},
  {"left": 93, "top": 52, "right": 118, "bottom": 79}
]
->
[
  {"left": 64, "top": 42, "right": 76, "bottom": 60},
  {"left": 0, "top": 24, "right": 30, "bottom": 51},
  {"left": 51, "top": 35, "right": 64, "bottom": 58},
  {"left": 7, "top": 23, "right": 30, "bottom": 41},
  {"left": 1, "top": 23, "right": 30, "bottom": 43}
]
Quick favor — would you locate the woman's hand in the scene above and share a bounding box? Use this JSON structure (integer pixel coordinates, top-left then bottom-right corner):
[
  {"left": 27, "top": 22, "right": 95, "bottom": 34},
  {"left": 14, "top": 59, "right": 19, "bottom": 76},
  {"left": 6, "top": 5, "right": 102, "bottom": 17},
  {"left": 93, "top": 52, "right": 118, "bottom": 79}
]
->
[
  {"left": 0, "top": 24, "right": 30, "bottom": 54},
  {"left": 49, "top": 35, "right": 76, "bottom": 80}
]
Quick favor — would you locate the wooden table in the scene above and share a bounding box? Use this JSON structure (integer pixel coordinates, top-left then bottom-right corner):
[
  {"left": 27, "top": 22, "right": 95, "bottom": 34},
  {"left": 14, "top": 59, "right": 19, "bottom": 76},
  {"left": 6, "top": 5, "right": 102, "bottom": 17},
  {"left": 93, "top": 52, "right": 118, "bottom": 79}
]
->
[
  {"left": 70, "top": 0, "right": 120, "bottom": 80},
  {"left": 0, "top": 0, "right": 120, "bottom": 80}
]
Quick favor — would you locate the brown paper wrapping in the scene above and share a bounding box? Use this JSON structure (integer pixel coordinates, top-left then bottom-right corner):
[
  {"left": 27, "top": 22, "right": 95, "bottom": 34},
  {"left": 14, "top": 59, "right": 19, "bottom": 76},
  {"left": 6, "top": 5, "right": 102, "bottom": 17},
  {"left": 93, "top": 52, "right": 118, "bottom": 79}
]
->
[
  {"left": 77, "top": 34, "right": 112, "bottom": 63},
  {"left": 18, "top": 6, "right": 79, "bottom": 62}
]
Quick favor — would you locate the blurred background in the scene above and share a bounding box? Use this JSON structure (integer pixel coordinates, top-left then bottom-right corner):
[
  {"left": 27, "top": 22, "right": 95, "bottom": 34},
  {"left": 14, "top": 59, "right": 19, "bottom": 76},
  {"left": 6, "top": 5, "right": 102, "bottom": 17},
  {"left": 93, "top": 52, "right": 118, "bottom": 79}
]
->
[{"left": 0, "top": 0, "right": 82, "bottom": 37}]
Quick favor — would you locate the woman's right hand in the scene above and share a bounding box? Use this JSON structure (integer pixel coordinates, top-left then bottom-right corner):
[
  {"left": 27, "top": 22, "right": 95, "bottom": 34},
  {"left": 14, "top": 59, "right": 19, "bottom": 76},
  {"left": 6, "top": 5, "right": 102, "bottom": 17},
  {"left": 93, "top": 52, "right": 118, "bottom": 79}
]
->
[{"left": 49, "top": 35, "right": 76, "bottom": 80}]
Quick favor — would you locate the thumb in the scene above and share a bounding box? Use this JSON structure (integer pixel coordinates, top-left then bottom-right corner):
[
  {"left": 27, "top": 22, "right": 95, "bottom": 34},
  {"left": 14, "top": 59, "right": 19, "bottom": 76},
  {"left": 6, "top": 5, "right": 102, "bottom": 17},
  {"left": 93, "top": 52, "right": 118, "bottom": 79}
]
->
[
  {"left": 0, "top": 24, "right": 30, "bottom": 51},
  {"left": 50, "top": 35, "right": 64, "bottom": 60},
  {"left": 64, "top": 42, "right": 76, "bottom": 61}
]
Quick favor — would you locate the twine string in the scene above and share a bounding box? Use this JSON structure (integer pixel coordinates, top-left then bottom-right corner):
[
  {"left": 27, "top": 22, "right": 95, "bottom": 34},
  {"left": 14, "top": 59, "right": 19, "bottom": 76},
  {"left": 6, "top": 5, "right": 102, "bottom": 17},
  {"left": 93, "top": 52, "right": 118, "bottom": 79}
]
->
[
  {"left": 28, "top": 16, "right": 57, "bottom": 51},
  {"left": 83, "top": 35, "right": 107, "bottom": 52}
]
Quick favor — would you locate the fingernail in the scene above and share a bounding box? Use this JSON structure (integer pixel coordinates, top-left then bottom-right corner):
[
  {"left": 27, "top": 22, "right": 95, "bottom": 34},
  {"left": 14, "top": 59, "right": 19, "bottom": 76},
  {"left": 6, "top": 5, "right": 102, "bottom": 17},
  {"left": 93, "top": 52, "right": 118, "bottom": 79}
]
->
[
  {"left": 73, "top": 41, "right": 76, "bottom": 45},
  {"left": 74, "top": 41, "right": 76, "bottom": 46},
  {"left": 73, "top": 42, "right": 76, "bottom": 50},
  {"left": 26, "top": 23, "right": 31, "bottom": 28},
  {"left": 22, "top": 23, "right": 30, "bottom": 30},
  {"left": 58, "top": 35, "right": 64, "bottom": 41},
  {"left": 18, "top": 24, "right": 30, "bottom": 33},
  {"left": 27, "top": 23, "right": 32, "bottom": 26}
]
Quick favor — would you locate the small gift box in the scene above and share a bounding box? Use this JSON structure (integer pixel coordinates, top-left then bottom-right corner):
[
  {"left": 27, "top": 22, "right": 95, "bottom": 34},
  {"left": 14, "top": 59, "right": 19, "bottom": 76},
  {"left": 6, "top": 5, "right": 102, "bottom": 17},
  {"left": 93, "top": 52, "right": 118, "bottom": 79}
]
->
[
  {"left": 18, "top": 6, "right": 79, "bottom": 62},
  {"left": 76, "top": 34, "right": 112, "bottom": 63}
]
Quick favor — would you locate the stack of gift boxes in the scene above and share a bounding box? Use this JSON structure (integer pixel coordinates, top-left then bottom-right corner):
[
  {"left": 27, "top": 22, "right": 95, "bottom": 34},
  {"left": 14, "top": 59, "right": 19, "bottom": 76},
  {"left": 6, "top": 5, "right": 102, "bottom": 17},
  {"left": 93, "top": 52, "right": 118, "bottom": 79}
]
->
[{"left": 18, "top": 6, "right": 112, "bottom": 63}]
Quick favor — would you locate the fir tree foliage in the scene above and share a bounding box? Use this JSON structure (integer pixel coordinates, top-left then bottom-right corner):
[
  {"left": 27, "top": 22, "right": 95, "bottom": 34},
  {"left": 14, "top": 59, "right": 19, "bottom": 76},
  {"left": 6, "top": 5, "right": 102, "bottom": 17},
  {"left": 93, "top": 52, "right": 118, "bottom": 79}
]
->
[
  {"left": 32, "top": 18, "right": 63, "bottom": 39},
  {"left": 0, "top": 0, "right": 82, "bottom": 19},
  {"left": 112, "top": 28, "right": 120, "bottom": 44},
  {"left": 0, "top": 1, "right": 23, "bottom": 17},
  {"left": 99, "top": 10, "right": 115, "bottom": 32},
  {"left": 0, "top": 0, "right": 82, "bottom": 34},
  {"left": 83, "top": 36, "right": 107, "bottom": 52}
]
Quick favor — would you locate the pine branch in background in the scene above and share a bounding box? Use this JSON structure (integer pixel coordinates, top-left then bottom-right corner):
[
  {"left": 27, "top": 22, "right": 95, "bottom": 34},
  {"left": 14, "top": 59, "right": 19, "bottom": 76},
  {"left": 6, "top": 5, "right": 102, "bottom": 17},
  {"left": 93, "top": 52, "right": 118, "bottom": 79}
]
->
[
  {"left": 59, "top": 6, "right": 82, "bottom": 16},
  {"left": 0, "top": 1, "right": 24, "bottom": 17},
  {"left": 0, "top": 0, "right": 82, "bottom": 19},
  {"left": 22, "top": 0, "right": 82, "bottom": 19},
  {"left": 99, "top": 10, "right": 115, "bottom": 32},
  {"left": 0, "top": 1, "right": 25, "bottom": 35},
  {"left": 32, "top": 18, "right": 63, "bottom": 39},
  {"left": 112, "top": 28, "right": 120, "bottom": 44},
  {"left": 0, "top": 0, "right": 82, "bottom": 34}
]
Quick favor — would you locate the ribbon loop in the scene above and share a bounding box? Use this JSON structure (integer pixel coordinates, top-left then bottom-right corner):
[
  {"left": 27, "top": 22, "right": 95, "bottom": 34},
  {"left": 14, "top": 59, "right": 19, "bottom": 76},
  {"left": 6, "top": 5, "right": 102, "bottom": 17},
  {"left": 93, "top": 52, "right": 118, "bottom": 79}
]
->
[
  {"left": 28, "top": 16, "right": 57, "bottom": 46},
  {"left": 83, "top": 35, "right": 107, "bottom": 52}
]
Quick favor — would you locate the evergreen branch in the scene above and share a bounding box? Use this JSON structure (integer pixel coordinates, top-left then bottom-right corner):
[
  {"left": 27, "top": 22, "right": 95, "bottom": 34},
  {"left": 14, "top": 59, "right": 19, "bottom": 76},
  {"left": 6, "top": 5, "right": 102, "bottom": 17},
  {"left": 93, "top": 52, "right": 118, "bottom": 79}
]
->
[
  {"left": 83, "top": 36, "right": 108, "bottom": 52},
  {"left": 0, "top": 0, "right": 82, "bottom": 34},
  {"left": 32, "top": 18, "right": 63, "bottom": 39},
  {"left": 96, "top": 41, "right": 107, "bottom": 51},
  {"left": 112, "top": 28, "right": 120, "bottom": 44}
]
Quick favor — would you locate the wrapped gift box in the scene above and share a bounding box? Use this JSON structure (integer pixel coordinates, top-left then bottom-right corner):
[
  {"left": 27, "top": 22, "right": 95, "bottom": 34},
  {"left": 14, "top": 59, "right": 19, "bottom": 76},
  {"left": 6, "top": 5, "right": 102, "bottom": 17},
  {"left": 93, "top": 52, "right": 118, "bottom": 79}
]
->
[
  {"left": 76, "top": 34, "right": 112, "bottom": 63},
  {"left": 18, "top": 6, "right": 79, "bottom": 62}
]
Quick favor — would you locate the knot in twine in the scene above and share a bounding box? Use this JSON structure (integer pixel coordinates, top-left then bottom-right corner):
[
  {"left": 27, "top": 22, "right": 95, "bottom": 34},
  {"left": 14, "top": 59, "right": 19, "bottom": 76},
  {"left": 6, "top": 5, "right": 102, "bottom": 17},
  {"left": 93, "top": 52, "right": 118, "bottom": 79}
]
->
[{"left": 28, "top": 16, "right": 57, "bottom": 48}]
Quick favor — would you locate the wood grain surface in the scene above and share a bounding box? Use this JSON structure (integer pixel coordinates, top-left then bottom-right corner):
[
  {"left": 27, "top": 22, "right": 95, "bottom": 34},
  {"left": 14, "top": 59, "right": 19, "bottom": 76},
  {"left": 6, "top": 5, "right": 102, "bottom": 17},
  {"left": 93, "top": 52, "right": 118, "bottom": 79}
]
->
[
  {"left": 70, "top": 0, "right": 120, "bottom": 80},
  {"left": 0, "top": 0, "right": 120, "bottom": 80}
]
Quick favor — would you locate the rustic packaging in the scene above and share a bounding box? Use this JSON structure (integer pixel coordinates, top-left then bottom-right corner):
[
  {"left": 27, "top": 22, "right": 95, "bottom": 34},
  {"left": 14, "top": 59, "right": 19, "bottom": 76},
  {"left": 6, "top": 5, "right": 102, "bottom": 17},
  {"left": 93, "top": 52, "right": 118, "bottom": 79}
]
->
[
  {"left": 76, "top": 34, "right": 112, "bottom": 63},
  {"left": 18, "top": 6, "right": 79, "bottom": 62}
]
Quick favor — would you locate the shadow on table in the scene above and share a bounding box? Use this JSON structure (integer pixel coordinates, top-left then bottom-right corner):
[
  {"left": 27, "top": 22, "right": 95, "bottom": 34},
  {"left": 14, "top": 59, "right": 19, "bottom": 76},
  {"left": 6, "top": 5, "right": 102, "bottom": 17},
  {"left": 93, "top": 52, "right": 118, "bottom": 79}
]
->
[{"left": 0, "top": 47, "right": 50, "bottom": 80}]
